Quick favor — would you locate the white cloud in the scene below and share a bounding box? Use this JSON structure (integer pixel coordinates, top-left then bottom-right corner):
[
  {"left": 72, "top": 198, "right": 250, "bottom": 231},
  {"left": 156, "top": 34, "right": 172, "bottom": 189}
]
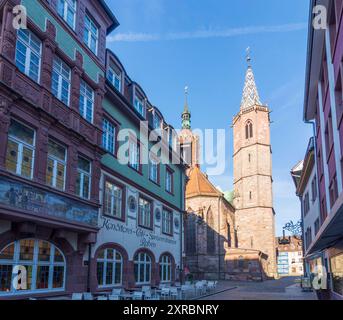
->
[{"left": 108, "top": 22, "right": 307, "bottom": 42}]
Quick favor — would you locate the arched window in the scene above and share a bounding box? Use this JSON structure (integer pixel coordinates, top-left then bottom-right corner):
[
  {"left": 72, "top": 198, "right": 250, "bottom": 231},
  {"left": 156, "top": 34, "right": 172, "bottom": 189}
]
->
[
  {"left": 0, "top": 239, "right": 65, "bottom": 295},
  {"left": 245, "top": 121, "right": 253, "bottom": 139},
  {"left": 207, "top": 210, "right": 215, "bottom": 254},
  {"left": 159, "top": 254, "right": 172, "bottom": 283},
  {"left": 185, "top": 214, "right": 196, "bottom": 254},
  {"left": 227, "top": 223, "right": 232, "bottom": 248},
  {"left": 96, "top": 248, "right": 123, "bottom": 287},
  {"left": 134, "top": 252, "right": 151, "bottom": 284}
]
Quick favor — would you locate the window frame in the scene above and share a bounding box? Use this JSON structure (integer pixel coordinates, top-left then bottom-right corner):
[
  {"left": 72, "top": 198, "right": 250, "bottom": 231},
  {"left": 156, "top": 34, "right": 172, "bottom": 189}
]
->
[
  {"left": 102, "top": 177, "right": 126, "bottom": 221},
  {"left": 128, "top": 138, "right": 141, "bottom": 173},
  {"left": 245, "top": 121, "right": 253, "bottom": 139},
  {"left": 149, "top": 154, "right": 160, "bottom": 185},
  {"left": 57, "top": 0, "right": 77, "bottom": 30},
  {"left": 76, "top": 156, "right": 91, "bottom": 200},
  {"left": 15, "top": 29, "right": 42, "bottom": 83},
  {"left": 96, "top": 248, "right": 123, "bottom": 288},
  {"left": 102, "top": 118, "right": 117, "bottom": 156},
  {"left": 108, "top": 67, "right": 122, "bottom": 92},
  {"left": 0, "top": 239, "right": 66, "bottom": 296},
  {"left": 84, "top": 13, "right": 99, "bottom": 55},
  {"left": 134, "top": 96, "right": 146, "bottom": 118},
  {"left": 6, "top": 119, "right": 36, "bottom": 180},
  {"left": 165, "top": 166, "right": 174, "bottom": 194},
  {"left": 159, "top": 254, "right": 172, "bottom": 283},
  {"left": 138, "top": 196, "right": 153, "bottom": 230},
  {"left": 51, "top": 56, "right": 71, "bottom": 106},
  {"left": 46, "top": 139, "right": 67, "bottom": 191},
  {"left": 153, "top": 112, "right": 162, "bottom": 131},
  {"left": 162, "top": 208, "right": 173, "bottom": 236},
  {"left": 79, "top": 80, "right": 95, "bottom": 123},
  {"left": 134, "top": 252, "right": 152, "bottom": 285}
]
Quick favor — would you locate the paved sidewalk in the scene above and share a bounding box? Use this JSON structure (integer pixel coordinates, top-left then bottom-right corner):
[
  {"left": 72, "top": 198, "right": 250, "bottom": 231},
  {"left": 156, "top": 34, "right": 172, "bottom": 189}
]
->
[{"left": 199, "top": 277, "right": 317, "bottom": 300}]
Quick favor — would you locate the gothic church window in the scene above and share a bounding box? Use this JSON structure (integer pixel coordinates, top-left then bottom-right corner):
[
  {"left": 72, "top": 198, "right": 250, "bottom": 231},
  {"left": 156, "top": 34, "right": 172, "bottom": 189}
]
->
[
  {"left": 206, "top": 209, "right": 215, "bottom": 254},
  {"left": 227, "top": 223, "right": 232, "bottom": 248},
  {"left": 185, "top": 214, "right": 196, "bottom": 254},
  {"left": 245, "top": 121, "right": 253, "bottom": 139}
]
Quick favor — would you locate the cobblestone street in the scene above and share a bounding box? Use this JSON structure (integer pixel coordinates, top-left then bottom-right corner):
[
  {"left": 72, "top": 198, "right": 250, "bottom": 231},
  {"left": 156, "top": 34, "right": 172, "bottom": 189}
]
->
[{"left": 199, "top": 277, "right": 317, "bottom": 300}]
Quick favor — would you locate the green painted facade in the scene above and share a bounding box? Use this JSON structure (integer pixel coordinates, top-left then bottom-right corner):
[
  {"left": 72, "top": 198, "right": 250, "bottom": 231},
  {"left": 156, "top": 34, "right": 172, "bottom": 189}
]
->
[
  {"left": 21, "top": 0, "right": 102, "bottom": 83},
  {"left": 102, "top": 98, "right": 185, "bottom": 210}
]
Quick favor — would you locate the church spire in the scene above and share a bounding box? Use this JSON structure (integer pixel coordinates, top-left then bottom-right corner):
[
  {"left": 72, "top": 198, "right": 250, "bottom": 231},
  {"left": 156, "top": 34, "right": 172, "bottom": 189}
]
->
[
  {"left": 182, "top": 86, "right": 191, "bottom": 129},
  {"left": 240, "top": 48, "right": 261, "bottom": 110}
]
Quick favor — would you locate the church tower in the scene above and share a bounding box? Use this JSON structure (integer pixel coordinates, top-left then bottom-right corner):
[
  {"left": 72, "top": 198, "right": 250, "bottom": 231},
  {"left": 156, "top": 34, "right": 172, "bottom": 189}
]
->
[
  {"left": 232, "top": 53, "right": 277, "bottom": 278},
  {"left": 179, "top": 87, "right": 200, "bottom": 174}
]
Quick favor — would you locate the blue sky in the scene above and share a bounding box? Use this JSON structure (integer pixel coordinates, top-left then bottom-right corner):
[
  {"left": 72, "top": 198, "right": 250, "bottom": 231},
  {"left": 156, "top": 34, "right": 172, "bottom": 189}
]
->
[{"left": 106, "top": 0, "right": 313, "bottom": 236}]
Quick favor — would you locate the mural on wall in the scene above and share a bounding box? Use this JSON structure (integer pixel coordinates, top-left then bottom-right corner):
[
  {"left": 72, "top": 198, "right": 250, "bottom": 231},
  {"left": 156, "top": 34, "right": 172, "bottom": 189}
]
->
[
  {"left": 100, "top": 217, "right": 177, "bottom": 249},
  {"left": 155, "top": 208, "right": 161, "bottom": 222},
  {"left": 128, "top": 196, "right": 136, "bottom": 212},
  {"left": 0, "top": 177, "right": 98, "bottom": 227}
]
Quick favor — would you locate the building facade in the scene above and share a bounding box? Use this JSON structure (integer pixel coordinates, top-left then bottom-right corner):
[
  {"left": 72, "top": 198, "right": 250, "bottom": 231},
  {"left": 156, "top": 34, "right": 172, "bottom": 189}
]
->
[
  {"left": 88, "top": 49, "right": 186, "bottom": 292},
  {"left": 300, "top": 0, "right": 343, "bottom": 299},
  {"left": 0, "top": 0, "right": 186, "bottom": 298},
  {"left": 276, "top": 236, "right": 304, "bottom": 277}
]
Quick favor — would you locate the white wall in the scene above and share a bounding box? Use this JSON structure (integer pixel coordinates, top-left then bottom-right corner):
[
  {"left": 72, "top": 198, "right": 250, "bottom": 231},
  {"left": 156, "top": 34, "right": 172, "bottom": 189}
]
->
[{"left": 303, "top": 165, "right": 321, "bottom": 248}]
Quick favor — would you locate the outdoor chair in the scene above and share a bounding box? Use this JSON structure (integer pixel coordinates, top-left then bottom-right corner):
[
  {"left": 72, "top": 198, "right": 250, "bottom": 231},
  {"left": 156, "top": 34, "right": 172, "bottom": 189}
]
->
[
  {"left": 195, "top": 282, "right": 206, "bottom": 296},
  {"left": 144, "top": 290, "right": 160, "bottom": 300},
  {"left": 112, "top": 288, "right": 123, "bottom": 296},
  {"left": 181, "top": 285, "right": 194, "bottom": 299},
  {"left": 170, "top": 287, "right": 179, "bottom": 300},
  {"left": 71, "top": 293, "right": 83, "bottom": 300},
  {"left": 159, "top": 283, "right": 167, "bottom": 289},
  {"left": 161, "top": 287, "right": 171, "bottom": 300},
  {"left": 142, "top": 286, "right": 151, "bottom": 293},
  {"left": 83, "top": 292, "right": 94, "bottom": 300},
  {"left": 207, "top": 281, "right": 216, "bottom": 292},
  {"left": 132, "top": 291, "right": 144, "bottom": 300}
]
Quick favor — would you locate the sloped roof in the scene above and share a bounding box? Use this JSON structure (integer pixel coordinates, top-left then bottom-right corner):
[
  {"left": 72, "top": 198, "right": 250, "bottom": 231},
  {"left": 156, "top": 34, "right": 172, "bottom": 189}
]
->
[{"left": 186, "top": 166, "right": 222, "bottom": 198}]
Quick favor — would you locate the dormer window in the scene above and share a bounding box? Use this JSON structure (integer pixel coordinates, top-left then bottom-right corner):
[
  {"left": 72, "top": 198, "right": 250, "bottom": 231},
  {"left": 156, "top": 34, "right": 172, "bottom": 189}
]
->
[
  {"left": 108, "top": 67, "right": 121, "bottom": 92},
  {"left": 84, "top": 14, "right": 99, "bottom": 55},
  {"left": 153, "top": 113, "right": 162, "bottom": 130},
  {"left": 57, "top": 0, "right": 77, "bottom": 30},
  {"left": 134, "top": 96, "right": 145, "bottom": 118}
]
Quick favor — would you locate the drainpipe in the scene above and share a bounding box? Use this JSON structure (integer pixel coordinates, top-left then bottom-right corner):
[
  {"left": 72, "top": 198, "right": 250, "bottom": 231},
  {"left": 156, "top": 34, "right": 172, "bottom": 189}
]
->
[
  {"left": 180, "top": 172, "right": 185, "bottom": 285},
  {"left": 218, "top": 197, "right": 221, "bottom": 280},
  {"left": 303, "top": 119, "right": 318, "bottom": 277},
  {"left": 87, "top": 244, "right": 92, "bottom": 292}
]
